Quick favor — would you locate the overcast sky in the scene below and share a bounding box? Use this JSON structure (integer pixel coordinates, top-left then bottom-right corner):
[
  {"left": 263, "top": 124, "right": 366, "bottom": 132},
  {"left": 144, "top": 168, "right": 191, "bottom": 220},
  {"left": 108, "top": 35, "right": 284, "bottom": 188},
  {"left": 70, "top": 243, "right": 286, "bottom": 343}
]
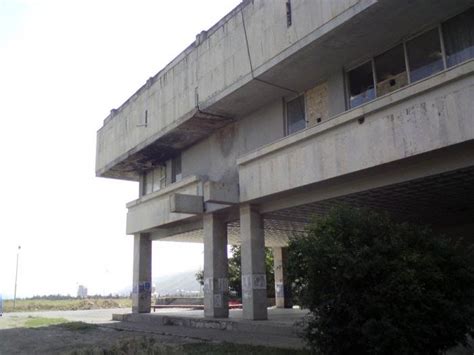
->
[{"left": 0, "top": 0, "right": 241, "bottom": 298}]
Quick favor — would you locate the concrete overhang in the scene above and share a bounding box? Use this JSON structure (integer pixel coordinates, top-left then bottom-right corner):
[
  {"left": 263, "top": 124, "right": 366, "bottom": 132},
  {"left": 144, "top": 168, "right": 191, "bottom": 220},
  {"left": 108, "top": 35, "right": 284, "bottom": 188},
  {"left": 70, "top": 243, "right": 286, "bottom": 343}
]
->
[
  {"left": 96, "top": 0, "right": 473, "bottom": 181},
  {"left": 201, "top": 0, "right": 474, "bottom": 117},
  {"left": 96, "top": 109, "right": 234, "bottom": 180}
]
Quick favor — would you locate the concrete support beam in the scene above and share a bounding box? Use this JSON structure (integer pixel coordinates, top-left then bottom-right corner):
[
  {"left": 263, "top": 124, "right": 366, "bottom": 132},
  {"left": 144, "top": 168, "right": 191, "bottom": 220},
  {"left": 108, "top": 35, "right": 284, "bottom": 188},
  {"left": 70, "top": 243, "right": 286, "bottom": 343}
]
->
[
  {"left": 132, "top": 233, "right": 152, "bottom": 313},
  {"left": 203, "top": 181, "right": 239, "bottom": 204},
  {"left": 240, "top": 204, "right": 268, "bottom": 320},
  {"left": 170, "top": 193, "right": 204, "bottom": 214},
  {"left": 203, "top": 213, "right": 229, "bottom": 318},
  {"left": 273, "top": 247, "right": 293, "bottom": 309}
]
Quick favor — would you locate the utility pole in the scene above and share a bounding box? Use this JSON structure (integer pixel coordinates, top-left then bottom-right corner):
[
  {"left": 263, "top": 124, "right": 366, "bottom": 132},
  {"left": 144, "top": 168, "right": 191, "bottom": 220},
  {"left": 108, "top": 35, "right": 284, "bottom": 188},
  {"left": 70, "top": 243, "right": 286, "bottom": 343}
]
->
[{"left": 13, "top": 245, "right": 21, "bottom": 312}]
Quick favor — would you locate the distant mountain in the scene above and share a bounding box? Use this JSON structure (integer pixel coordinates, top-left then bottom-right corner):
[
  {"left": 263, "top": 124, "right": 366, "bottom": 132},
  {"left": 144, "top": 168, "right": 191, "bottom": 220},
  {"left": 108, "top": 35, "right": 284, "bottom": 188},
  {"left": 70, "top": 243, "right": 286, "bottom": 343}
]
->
[
  {"left": 117, "top": 270, "right": 202, "bottom": 296},
  {"left": 154, "top": 271, "right": 202, "bottom": 296}
]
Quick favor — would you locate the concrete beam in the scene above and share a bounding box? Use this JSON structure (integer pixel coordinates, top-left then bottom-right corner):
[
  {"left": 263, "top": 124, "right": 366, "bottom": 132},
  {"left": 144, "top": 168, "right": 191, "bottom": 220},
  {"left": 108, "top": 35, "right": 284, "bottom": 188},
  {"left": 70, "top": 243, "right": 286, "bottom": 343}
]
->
[
  {"left": 132, "top": 233, "right": 152, "bottom": 313},
  {"left": 203, "top": 181, "right": 239, "bottom": 204},
  {"left": 170, "top": 194, "right": 204, "bottom": 214}
]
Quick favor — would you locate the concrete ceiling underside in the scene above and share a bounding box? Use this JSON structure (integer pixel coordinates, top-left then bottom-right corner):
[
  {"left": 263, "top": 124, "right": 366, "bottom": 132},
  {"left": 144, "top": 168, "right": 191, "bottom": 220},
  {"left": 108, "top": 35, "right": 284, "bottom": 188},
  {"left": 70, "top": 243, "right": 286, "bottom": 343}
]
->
[
  {"left": 156, "top": 166, "right": 474, "bottom": 247},
  {"left": 205, "top": 0, "right": 474, "bottom": 117},
  {"left": 100, "top": 110, "right": 234, "bottom": 180}
]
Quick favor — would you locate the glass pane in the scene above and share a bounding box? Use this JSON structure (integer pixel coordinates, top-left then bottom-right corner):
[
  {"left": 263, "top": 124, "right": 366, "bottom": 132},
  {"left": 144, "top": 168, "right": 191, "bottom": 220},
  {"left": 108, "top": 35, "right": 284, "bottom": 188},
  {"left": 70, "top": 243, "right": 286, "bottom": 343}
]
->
[
  {"left": 172, "top": 155, "right": 182, "bottom": 183},
  {"left": 145, "top": 171, "right": 153, "bottom": 195},
  {"left": 375, "top": 44, "right": 408, "bottom": 96},
  {"left": 152, "top": 166, "right": 165, "bottom": 192},
  {"left": 348, "top": 61, "right": 375, "bottom": 108},
  {"left": 407, "top": 28, "right": 444, "bottom": 82},
  {"left": 287, "top": 95, "right": 306, "bottom": 135},
  {"left": 443, "top": 7, "right": 474, "bottom": 68}
]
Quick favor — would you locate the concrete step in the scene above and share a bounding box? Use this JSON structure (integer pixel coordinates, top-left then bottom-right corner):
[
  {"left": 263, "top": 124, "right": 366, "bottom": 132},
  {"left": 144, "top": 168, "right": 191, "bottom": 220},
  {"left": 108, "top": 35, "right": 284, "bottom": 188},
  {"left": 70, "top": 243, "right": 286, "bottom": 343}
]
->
[{"left": 113, "top": 312, "right": 304, "bottom": 337}]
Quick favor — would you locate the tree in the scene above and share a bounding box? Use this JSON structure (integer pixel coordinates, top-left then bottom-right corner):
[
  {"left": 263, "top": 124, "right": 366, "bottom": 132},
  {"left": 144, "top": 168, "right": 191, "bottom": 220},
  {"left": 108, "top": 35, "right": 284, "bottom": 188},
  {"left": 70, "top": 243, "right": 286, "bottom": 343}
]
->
[
  {"left": 196, "top": 245, "right": 275, "bottom": 298},
  {"left": 288, "top": 206, "right": 474, "bottom": 354}
]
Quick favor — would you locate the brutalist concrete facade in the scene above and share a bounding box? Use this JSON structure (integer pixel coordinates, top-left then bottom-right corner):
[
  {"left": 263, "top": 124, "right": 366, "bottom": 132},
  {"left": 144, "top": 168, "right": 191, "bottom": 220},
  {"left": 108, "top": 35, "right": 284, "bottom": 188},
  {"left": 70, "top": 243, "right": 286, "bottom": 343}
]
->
[{"left": 96, "top": 0, "right": 474, "bottom": 320}]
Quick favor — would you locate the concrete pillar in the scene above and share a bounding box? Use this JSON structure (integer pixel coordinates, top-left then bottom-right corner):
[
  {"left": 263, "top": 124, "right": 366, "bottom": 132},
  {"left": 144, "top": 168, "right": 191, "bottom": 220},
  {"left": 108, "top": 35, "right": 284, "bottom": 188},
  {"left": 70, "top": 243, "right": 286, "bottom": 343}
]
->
[
  {"left": 203, "top": 213, "right": 229, "bottom": 318},
  {"left": 273, "top": 247, "right": 293, "bottom": 308},
  {"left": 240, "top": 204, "right": 268, "bottom": 320},
  {"left": 132, "top": 233, "right": 152, "bottom": 313}
]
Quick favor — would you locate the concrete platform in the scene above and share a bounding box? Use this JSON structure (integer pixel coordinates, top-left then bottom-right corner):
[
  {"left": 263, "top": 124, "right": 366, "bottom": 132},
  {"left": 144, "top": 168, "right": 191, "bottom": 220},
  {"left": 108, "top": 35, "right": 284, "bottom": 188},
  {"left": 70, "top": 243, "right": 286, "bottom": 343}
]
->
[{"left": 113, "top": 307, "right": 308, "bottom": 337}]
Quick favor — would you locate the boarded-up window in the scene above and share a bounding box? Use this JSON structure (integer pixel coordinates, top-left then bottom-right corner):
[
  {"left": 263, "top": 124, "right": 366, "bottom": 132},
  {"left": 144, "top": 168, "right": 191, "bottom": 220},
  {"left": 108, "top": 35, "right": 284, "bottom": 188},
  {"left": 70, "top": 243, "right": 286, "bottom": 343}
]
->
[
  {"left": 306, "top": 82, "right": 329, "bottom": 127},
  {"left": 375, "top": 44, "right": 408, "bottom": 96}
]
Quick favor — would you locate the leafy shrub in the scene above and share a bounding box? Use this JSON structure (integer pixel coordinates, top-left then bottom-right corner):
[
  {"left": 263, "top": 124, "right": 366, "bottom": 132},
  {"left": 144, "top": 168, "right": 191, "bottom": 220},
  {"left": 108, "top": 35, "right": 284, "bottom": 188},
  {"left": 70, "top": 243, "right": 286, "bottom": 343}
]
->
[{"left": 288, "top": 206, "right": 474, "bottom": 354}]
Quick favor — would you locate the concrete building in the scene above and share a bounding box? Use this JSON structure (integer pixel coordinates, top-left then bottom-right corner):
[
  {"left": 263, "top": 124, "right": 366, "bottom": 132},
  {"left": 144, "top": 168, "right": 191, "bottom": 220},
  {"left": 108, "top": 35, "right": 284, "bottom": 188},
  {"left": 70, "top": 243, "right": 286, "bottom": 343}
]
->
[{"left": 96, "top": 0, "right": 474, "bottom": 320}]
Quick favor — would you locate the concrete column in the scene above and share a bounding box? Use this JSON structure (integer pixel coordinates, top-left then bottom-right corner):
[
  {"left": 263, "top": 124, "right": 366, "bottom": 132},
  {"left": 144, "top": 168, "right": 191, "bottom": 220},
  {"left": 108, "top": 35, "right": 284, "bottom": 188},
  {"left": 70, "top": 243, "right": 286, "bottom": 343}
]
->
[
  {"left": 240, "top": 204, "right": 268, "bottom": 320},
  {"left": 273, "top": 247, "right": 293, "bottom": 308},
  {"left": 203, "top": 213, "right": 229, "bottom": 318},
  {"left": 132, "top": 233, "right": 152, "bottom": 313}
]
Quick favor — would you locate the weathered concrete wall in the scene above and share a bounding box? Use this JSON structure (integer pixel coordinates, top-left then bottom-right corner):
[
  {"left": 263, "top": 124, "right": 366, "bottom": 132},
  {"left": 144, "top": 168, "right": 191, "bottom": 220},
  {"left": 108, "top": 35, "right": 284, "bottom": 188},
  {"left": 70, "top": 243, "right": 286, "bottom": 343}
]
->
[
  {"left": 182, "top": 99, "right": 284, "bottom": 185},
  {"left": 96, "top": 0, "right": 370, "bottom": 177},
  {"left": 239, "top": 60, "right": 474, "bottom": 202},
  {"left": 243, "top": 0, "right": 361, "bottom": 72}
]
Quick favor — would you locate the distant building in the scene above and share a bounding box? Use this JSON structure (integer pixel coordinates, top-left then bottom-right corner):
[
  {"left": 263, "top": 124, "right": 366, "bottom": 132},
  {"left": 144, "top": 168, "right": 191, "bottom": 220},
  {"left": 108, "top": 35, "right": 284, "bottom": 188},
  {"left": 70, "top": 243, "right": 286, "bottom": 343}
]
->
[
  {"left": 77, "top": 285, "right": 88, "bottom": 298},
  {"left": 96, "top": 1, "right": 474, "bottom": 321}
]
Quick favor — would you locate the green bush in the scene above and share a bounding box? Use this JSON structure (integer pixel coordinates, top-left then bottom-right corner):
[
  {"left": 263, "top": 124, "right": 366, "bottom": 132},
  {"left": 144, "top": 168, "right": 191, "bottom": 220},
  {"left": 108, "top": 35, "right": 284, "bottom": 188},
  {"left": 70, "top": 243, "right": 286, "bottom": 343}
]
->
[{"left": 288, "top": 206, "right": 474, "bottom": 354}]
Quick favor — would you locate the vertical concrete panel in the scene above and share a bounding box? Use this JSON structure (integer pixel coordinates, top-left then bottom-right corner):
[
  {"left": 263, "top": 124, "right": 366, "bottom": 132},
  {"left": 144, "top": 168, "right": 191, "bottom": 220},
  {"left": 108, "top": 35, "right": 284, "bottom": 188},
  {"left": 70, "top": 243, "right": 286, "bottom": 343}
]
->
[
  {"left": 240, "top": 204, "right": 268, "bottom": 320},
  {"left": 132, "top": 233, "right": 152, "bottom": 313},
  {"left": 203, "top": 214, "right": 229, "bottom": 318}
]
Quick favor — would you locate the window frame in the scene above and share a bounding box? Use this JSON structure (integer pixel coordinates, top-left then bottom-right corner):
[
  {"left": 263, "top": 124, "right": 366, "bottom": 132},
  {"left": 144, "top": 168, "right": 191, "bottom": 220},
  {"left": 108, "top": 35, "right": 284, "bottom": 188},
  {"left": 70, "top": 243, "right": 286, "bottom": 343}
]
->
[
  {"left": 343, "top": 16, "right": 472, "bottom": 109},
  {"left": 284, "top": 94, "right": 307, "bottom": 136}
]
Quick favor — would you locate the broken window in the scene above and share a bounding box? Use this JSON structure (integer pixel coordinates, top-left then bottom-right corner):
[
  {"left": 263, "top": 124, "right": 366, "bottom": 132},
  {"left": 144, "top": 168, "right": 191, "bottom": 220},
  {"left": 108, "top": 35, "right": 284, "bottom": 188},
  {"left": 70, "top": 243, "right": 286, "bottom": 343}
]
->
[
  {"left": 348, "top": 61, "right": 375, "bottom": 108},
  {"left": 143, "top": 165, "right": 166, "bottom": 195},
  {"left": 171, "top": 155, "right": 182, "bottom": 183},
  {"left": 374, "top": 44, "right": 408, "bottom": 96},
  {"left": 443, "top": 7, "right": 474, "bottom": 68},
  {"left": 286, "top": 95, "right": 306, "bottom": 135},
  {"left": 406, "top": 28, "right": 444, "bottom": 82}
]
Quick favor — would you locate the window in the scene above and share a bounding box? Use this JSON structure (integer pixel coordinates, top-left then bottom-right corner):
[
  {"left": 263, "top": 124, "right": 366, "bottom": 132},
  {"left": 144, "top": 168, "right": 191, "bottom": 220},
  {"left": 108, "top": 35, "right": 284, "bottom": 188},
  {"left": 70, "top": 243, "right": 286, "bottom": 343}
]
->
[
  {"left": 443, "top": 7, "right": 474, "bottom": 68},
  {"left": 348, "top": 61, "right": 375, "bottom": 108},
  {"left": 346, "top": 7, "right": 474, "bottom": 109},
  {"left": 143, "top": 165, "right": 166, "bottom": 195},
  {"left": 374, "top": 44, "right": 408, "bottom": 96},
  {"left": 171, "top": 155, "right": 182, "bottom": 183},
  {"left": 286, "top": 95, "right": 306, "bottom": 135},
  {"left": 406, "top": 28, "right": 444, "bottom": 82}
]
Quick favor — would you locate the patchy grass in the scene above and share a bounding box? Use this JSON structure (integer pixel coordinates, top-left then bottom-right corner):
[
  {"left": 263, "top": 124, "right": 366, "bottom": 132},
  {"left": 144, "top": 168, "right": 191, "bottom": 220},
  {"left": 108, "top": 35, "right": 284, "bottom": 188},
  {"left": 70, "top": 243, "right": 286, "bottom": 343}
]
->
[
  {"left": 2, "top": 298, "right": 131, "bottom": 312},
  {"left": 182, "top": 342, "right": 310, "bottom": 354},
  {"left": 59, "top": 322, "right": 97, "bottom": 331},
  {"left": 66, "top": 336, "right": 310, "bottom": 355},
  {"left": 24, "top": 317, "right": 68, "bottom": 328},
  {"left": 0, "top": 316, "right": 69, "bottom": 329}
]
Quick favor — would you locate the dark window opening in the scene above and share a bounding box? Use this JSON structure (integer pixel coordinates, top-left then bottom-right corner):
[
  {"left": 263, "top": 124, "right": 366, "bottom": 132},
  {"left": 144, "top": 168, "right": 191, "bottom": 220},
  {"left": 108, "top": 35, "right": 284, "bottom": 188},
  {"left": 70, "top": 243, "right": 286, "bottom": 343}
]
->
[
  {"left": 172, "top": 155, "right": 182, "bottom": 183},
  {"left": 443, "top": 7, "right": 474, "bottom": 68},
  {"left": 286, "top": 0, "right": 292, "bottom": 27},
  {"left": 406, "top": 28, "right": 444, "bottom": 82},
  {"left": 348, "top": 61, "right": 375, "bottom": 108},
  {"left": 374, "top": 44, "right": 408, "bottom": 96},
  {"left": 286, "top": 95, "right": 306, "bottom": 135}
]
